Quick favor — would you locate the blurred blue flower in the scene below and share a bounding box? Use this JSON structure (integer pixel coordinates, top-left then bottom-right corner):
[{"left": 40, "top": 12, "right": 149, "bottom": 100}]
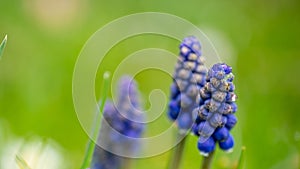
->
[
  {"left": 168, "top": 36, "right": 207, "bottom": 132},
  {"left": 91, "top": 76, "right": 145, "bottom": 169},
  {"left": 91, "top": 146, "right": 122, "bottom": 169},
  {"left": 193, "top": 63, "right": 238, "bottom": 156}
]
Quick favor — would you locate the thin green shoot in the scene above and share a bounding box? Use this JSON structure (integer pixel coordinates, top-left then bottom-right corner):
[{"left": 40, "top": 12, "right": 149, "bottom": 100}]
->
[
  {"left": 80, "top": 71, "right": 111, "bottom": 169},
  {"left": 0, "top": 35, "right": 7, "bottom": 59},
  {"left": 237, "top": 146, "right": 246, "bottom": 169}
]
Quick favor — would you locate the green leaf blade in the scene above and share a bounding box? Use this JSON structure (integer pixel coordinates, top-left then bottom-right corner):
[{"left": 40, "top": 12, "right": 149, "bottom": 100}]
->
[
  {"left": 0, "top": 35, "right": 7, "bottom": 59},
  {"left": 80, "top": 71, "right": 111, "bottom": 169}
]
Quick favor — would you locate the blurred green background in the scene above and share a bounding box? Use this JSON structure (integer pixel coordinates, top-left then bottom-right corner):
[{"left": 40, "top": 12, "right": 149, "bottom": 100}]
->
[{"left": 0, "top": 0, "right": 299, "bottom": 169}]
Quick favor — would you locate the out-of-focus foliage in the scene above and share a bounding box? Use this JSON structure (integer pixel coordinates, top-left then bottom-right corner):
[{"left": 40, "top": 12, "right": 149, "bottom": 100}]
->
[
  {"left": 0, "top": 0, "right": 299, "bottom": 169},
  {"left": 0, "top": 35, "right": 7, "bottom": 59}
]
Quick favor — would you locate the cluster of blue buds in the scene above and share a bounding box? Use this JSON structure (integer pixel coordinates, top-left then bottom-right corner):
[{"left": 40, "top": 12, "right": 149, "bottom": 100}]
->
[
  {"left": 91, "top": 143, "right": 122, "bottom": 169},
  {"left": 91, "top": 76, "right": 145, "bottom": 169},
  {"left": 192, "top": 63, "right": 238, "bottom": 156},
  {"left": 168, "top": 36, "right": 207, "bottom": 131},
  {"left": 113, "top": 76, "right": 145, "bottom": 139}
]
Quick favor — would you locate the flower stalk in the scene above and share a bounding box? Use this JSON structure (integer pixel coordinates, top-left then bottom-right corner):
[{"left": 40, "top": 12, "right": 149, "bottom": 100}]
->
[
  {"left": 167, "top": 133, "right": 187, "bottom": 169},
  {"left": 201, "top": 150, "right": 214, "bottom": 169}
]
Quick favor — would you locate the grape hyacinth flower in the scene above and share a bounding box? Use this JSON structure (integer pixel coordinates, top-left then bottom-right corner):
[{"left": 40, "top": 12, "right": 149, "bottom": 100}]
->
[
  {"left": 91, "top": 76, "right": 145, "bottom": 169},
  {"left": 167, "top": 36, "right": 207, "bottom": 169},
  {"left": 168, "top": 36, "right": 207, "bottom": 132},
  {"left": 192, "top": 63, "right": 238, "bottom": 156}
]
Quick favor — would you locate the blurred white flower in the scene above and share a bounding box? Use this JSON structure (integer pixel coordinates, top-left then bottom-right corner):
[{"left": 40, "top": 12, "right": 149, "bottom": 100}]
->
[{"left": 0, "top": 137, "right": 70, "bottom": 169}]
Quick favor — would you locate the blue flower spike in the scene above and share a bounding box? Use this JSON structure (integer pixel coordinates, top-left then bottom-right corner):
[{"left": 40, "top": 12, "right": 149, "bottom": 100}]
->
[
  {"left": 193, "top": 63, "right": 238, "bottom": 155},
  {"left": 91, "top": 76, "right": 145, "bottom": 169},
  {"left": 168, "top": 36, "right": 207, "bottom": 132}
]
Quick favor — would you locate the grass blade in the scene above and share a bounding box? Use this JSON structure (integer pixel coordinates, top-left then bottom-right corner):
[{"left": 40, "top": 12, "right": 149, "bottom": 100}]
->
[
  {"left": 0, "top": 35, "right": 7, "bottom": 59},
  {"left": 236, "top": 146, "right": 246, "bottom": 169},
  {"left": 80, "top": 71, "right": 111, "bottom": 169},
  {"left": 15, "top": 154, "right": 31, "bottom": 169}
]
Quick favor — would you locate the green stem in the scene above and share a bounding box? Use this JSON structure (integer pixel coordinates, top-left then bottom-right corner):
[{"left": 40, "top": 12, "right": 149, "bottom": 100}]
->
[
  {"left": 237, "top": 146, "right": 246, "bottom": 169},
  {"left": 167, "top": 133, "right": 187, "bottom": 169},
  {"left": 80, "top": 71, "right": 111, "bottom": 169},
  {"left": 201, "top": 150, "right": 215, "bottom": 169}
]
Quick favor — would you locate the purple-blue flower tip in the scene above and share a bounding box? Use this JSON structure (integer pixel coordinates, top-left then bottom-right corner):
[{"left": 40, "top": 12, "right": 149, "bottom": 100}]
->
[
  {"left": 197, "top": 136, "right": 216, "bottom": 156},
  {"left": 219, "top": 134, "right": 234, "bottom": 151},
  {"left": 179, "top": 36, "right": 202, "bottom": 57},
  {"left": 209, "top": 63, "right": 232, "bottom": 80},
  {"left": 221, "top": 63, "right": 232, "bottom": 74}
]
